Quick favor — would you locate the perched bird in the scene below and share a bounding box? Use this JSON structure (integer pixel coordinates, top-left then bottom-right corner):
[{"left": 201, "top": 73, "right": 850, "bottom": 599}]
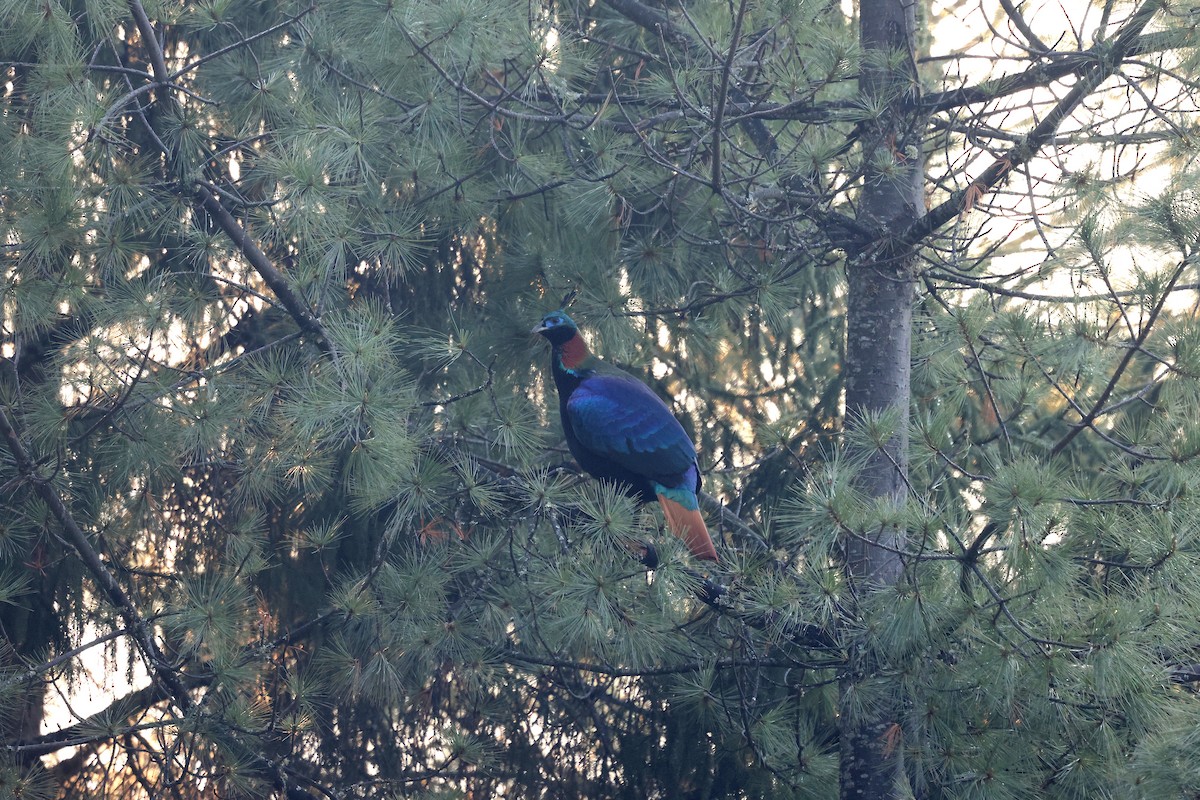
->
[{"left": 533, "top": 310, "right": 718, "bottom": 562}]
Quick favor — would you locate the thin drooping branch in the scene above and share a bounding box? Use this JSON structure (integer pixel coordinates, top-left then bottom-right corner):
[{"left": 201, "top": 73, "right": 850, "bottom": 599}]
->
[
  {"left": 0, "top": 406, "right": 194, "bottom": 715},
  {"left": 503, "top": 649, "right": 842, "bottom": 677}
]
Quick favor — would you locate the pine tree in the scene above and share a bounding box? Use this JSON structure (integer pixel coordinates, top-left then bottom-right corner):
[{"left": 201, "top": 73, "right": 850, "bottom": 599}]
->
[{"left": 2, "top": 0, "right": 1199, "bottom": 798}]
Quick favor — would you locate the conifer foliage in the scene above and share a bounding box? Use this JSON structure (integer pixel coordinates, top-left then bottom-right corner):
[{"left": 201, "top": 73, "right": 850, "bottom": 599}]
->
[{"left": 2, "top": 0, "right": 1199, "bottom": 798}]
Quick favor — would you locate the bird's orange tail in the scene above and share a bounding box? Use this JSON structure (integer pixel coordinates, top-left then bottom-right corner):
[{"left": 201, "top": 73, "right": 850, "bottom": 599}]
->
[{"left": 657, "top": 494, "right": 718, "bottom": 561}]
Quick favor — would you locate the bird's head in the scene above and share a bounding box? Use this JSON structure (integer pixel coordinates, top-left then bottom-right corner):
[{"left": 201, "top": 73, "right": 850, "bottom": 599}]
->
[{"left": 531, "top": 310, "right": 579, "bottom": 346}]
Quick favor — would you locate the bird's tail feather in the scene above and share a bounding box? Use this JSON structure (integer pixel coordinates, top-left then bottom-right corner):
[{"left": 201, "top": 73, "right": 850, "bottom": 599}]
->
[{"left": 657, "top": 492, "right": 718, "bottom": 562}]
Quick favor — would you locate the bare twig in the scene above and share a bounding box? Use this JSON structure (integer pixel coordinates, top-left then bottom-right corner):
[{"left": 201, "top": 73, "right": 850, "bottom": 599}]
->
[
  {"left": 711, "top": 0, "right": 750, "bottom": 193},
  {"left": 1049, "top": 254, "right": 1191, "bottom": 456},
  {"left": 903, "top": 0, "right": 1166, "bottom": 247},
  {"left": 997, "top": 0, "right": 1053, "bottom": 54},
  {"left": 169, "top": 5, "right": 317, "bottom": 80}
]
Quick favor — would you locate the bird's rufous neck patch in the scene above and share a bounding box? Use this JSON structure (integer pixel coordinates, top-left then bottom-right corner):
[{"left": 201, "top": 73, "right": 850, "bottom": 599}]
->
[{"left": 557, "top": 334, "right": 590, "bottom": 370}]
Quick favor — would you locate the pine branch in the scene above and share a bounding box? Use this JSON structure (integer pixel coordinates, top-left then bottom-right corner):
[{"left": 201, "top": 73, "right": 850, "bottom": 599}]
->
[
  {"left": 698, "top": 490, "right": 770, "bottom": 552},
  {"left": 168, "top": 5, "right": 317, "bottom": 81},
  {"left": 1048, "top": 253, "right": 1192, "bottom": 456},
  {"left": 654, "top": 562, "right": 839, "bottom": 650},
  {"left": 194, "top": 182, "right": 332, "bottom": 354},
  {"left": 1, "top": 627, "right": 133, "bottom": 694},
  {"left": 0, "top": 405, "right": 193, "bottom": 714},
  {"left": 445, "top": 29, "right": 1187, "bottom": 131},
  {"left": 901, "top": 0, "right": 1167, "bottom": 248},
  {"left": 5, "top": 606, "right": 341, "bottom": 759},
  {"left": 919, "top": 28, "right": 1185, "bottom": 114},
  {"left": 470, "top": 454, "right": 832, "bottom": 646},
  {"left": 599, "top": 0, "right": 781, "bottom": 163},
  {"left": 125, "top": 0, "right": 331, "bottom": 356},
  {"left": 710, "top": 0, "right": 750, "bottom": 192},
  {"left": 996, "top": 0, "right": 1052, "bottom": 54},
  {"left": 928, "top": 269, "right": 1200, "bottom": 304},
  {"left": 593, "top": 26, "right": 1181, "bottom": 128},
  {"left": 601, "top": 0, "right": 691, "bottom": 48},
  {"left": 1169, "top": 664, "right": 1200, "bottom": 684},
  {"left": 503, "top": 649, "right": 843, "bottom": 676},
  {"left": 556, "top": 28, "right": 1188, "bottom": 128},
  {"left": 5, "top": 683, "right": 186, "bottom": 758}
]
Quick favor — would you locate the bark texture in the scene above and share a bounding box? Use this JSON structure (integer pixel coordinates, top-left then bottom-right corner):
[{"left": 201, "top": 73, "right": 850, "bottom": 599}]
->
[{"left": 839, "top": 0, "right": 925, "bottom": 795}]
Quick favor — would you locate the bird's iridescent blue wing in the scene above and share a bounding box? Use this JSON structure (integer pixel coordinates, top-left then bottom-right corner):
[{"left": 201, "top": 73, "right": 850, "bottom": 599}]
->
[{"left": 565, "top": 371, "right": 696, "bottom": 482}]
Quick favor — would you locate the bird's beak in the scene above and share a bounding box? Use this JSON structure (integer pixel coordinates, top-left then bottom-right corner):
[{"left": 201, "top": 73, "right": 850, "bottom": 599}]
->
[{"left": 530, "top": 322, "right": 548, "bottom": 335}]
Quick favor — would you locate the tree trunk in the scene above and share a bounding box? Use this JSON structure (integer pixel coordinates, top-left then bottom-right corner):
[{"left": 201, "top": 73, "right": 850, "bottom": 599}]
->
[{"left": 840, "top": 0, "right": 924, "bottom": 795}]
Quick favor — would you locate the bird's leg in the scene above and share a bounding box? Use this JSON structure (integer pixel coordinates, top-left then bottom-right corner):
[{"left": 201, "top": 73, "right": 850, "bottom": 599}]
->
[
  {"left": 629, "top": 540, "right": 658, "bottom": 569},
  {"left": 548, "top": 509, "right": 570, "bottom": 553}
]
